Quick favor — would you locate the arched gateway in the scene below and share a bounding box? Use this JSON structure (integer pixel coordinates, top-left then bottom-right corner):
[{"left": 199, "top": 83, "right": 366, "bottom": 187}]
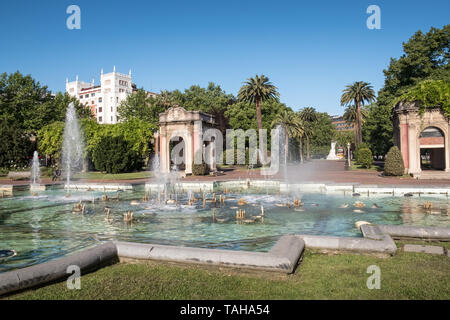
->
[
  {"left": 393, "top": 101, "right": 450, "bottom": 177},
  {"left": 154, "top": 106, "right": 217, "bottom": 175}
]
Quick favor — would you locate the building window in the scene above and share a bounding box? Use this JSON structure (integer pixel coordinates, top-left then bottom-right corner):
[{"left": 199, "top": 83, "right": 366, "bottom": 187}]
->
[
  {"left": 99, "top": 107, "right": 102, "bottom": 112},
  {"left": 98, "top": 97, "right": 102, "bottom": 103},
  {"left": 116, "top": 97, "right": 119, "bottom": 103},
  {"left": 111, "top": 107, "right": 113, "bottom": 112},
  {"left": 91, "top": 93, "right": 95, "bottom": 97},
  {"left": 99, "top": 116, "right": 103, "bottom": 123},
  {"left": 111, "top": 116, "right": 113, "bottom": 122}
]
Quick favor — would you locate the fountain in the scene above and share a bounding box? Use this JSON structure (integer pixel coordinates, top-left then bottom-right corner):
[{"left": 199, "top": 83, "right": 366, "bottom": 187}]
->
[
  {"left": 30, "top": 151, "right": 45, "bottom": 192},
  {"left": 61, "top": 102, "right": 84, "bottom": 192},
  {"left": 326, "top": 141, "right": 340, "bottom": 160}
]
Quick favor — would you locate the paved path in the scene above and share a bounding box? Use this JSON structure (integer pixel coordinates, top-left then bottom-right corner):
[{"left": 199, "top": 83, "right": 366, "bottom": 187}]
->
[{"left": 182, "top": 160, "right": 450, "bottom": 187}]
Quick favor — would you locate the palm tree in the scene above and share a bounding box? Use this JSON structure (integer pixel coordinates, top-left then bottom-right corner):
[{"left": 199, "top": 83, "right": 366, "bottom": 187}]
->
[
  {"left": 292, "top": 114, "right": 306, "bottom": 163},
  {"left": 238, "top": 75, "right": 279, "bottom": 163},
  {"left": 298, "top": 107, "right": 317, "bottom": 160},
  {"left": 340, "top": 82, "right": 375, "bottom": 146},
  {"left": 343, "top": 105, "right": 368, "bottom": 144},
  {"left": 271, "top": 110, "right": 304, "bottom": 165}
]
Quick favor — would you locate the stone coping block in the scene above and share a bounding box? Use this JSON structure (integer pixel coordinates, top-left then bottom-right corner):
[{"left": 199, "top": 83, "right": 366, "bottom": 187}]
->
[
  {"left": 375, "top": 225, "right": 450, "bottom": 241},
  {"left": 64, "top": 183, "right": 133, "bottom": 190},
  {"left": 295, "top": 234, "right": 397, "bottom": 255},
  {"left": 115, "top": 235, "right": 304, "bottom": 274},
  {"left": 403, "top": 244, "right": 445, "bottom": 255},
  {"left": 0, "top": 242, "right": 117, "bottom": 297}
]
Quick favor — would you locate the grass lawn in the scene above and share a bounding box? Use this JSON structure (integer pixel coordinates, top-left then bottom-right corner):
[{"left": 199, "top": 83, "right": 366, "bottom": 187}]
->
[
  {"left": 6, "top": 241, "right": 450, "bottom": 300},
  {"left": 350, "top": 160, "right": 382, "bottom": 172},
  {"left": 72, "top": 171, "right": 152, "bottom": 180}
]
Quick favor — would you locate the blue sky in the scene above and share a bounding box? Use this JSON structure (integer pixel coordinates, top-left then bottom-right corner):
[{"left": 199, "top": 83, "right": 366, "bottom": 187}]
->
[{"left": 0, "top": 0, "right": 448, "bottom": 115}]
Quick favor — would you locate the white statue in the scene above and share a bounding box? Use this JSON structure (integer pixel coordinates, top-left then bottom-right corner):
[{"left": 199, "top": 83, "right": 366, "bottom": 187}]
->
[{"left": 326, "top": 142, "right": 340, "bottom": 160}]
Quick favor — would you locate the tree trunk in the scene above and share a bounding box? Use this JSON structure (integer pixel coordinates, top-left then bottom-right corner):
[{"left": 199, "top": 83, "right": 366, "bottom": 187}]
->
[
  {"left": 355, "top": 99, "right": 362, "bottom": 145},
  {"left": 255, "top": 97, "right": 265, "bottom": 164},
  {"left": 299, "top": 138, "right": 303, "bottom": 163},
  {"left": 306, "top": 135, "right": 310, "bottom": 160}
]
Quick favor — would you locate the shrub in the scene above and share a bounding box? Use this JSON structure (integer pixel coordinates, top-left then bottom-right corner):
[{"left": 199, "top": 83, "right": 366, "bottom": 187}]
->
[
  {"left": 356, "top": 148, "right": 373, "bottom": 168},
  {"left": 384, "top": 146, "right": 405, "bottom": 176},
  {"left": 92, "top": 135, "right": 142, "bottom": 173},
  {"left": 192, "top": 162, "right": 209, "bottom": 176},
  {"left": 354, "top": 142, "right": 370, "bottom": 163}
]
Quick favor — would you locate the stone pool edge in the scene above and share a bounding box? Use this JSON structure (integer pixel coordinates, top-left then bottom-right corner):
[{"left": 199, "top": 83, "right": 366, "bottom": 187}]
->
[{"left": 1, "top": 224, "right": 449, "bottom": 297}]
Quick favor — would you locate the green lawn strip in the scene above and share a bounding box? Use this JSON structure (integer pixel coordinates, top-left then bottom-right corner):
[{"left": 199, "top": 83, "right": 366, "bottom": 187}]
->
[
  {"left": 72, "top": 171, "right": 152, "bottom": 180},
  {"left": 349, "top": 160, "right": 380, "bottom": 172},
  {"left": 7, "top": 244, "right": 449, "bottom": 300}
]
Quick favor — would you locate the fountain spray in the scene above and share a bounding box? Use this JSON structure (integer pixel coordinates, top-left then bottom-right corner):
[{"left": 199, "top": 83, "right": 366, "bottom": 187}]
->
[
  {"left": 61, "top": 102, "right": 84, "bottom": 192},
  {"left": 30, "top": 151, "right": 40, "bottom": 186}
]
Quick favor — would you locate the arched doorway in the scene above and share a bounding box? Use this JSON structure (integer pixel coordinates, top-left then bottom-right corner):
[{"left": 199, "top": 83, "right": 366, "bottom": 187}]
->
[
  {"left": 419, "top": 127, "right": 445, "bottom": 170},
  {"left": 169, "top": 136, "right": 186, "bottom": 172}
]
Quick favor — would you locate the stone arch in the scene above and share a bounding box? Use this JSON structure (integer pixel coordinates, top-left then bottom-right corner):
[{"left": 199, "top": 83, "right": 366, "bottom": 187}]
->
[
  {"left": 418, "top": 126, "right": 446, "bottom": 170},
  {"left": 156, "top": 106, "right": 216, "bottom": 175},
  {"left": 393, "top": 102, "right": 450, "bottom": 176}
]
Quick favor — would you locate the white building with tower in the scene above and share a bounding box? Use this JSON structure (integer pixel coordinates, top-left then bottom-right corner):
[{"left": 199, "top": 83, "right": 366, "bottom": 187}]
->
[{"left": 66, "top": 67, "right": 135, "bottom": 124}]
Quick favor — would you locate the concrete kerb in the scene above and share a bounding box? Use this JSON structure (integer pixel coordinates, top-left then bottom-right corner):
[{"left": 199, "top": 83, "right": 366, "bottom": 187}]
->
[
  {"left": 375, "top": 224, "right": 450, "bottom": 241},
  {"left": 0, "top": 242, "right": 118, "bottom": 297},
  {"left": 295, "top": 233, "right": 397, "bottom": 255},
  {"left": 115, "top": 235, "right": 304, "bottom": 274},
  {"left": 296, "top": 224, "right": 450, "bottom": 255}
]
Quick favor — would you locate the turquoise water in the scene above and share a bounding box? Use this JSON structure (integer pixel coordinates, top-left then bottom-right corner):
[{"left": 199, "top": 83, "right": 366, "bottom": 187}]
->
[{"left": 1, "top": 186, "right": 449, "bottom": 272}]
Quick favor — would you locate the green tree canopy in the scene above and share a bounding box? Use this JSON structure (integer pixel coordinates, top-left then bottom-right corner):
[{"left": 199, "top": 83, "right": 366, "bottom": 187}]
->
[
  {"left": 153, "top": 83, "right": 235, "bottom": 133},
  {"left": 309, "top": 112, "right": 335, "bottom": 156},
  {"left": 378, "top": 25, "right": 450, "bottom": 108},
  {"left": 118, "top": 88, "right": 165, "bottom": 127},
  {"left": 394, "top": 79, "right": 450, "bottom": 115},
  {"left": 226, "top": 100, "right": 291, "bottom": 132},
  {"left": 0, "top": 119, "right": 34, "bottom": 168},
  {"left": 362, "top": 104, "right": 393, "bottom": 157},
  {"left": 0, "top": 72, "right": 91, "bottom": 134}
]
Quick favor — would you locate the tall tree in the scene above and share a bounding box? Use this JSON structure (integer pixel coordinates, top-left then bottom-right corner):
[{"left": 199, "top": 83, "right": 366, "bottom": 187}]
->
[
  {"left": 362, "top": 104, "right": 393, "bottom": 158},
  {"left": 378, "top": 25, "right": 450, "bottom": 109},
  {"left": 238, "top": 75, "right": 279, "bottom": 163},
  {"left": 118, "top": 88, "right": 164, "bottom": 127},
  {"left": 298, "top": 107, "right": 317, "bottom": 160},
  {"left": 309, "top": 112, "right": 335, "bottom": 157},
  {"left": 340, "top": 82, "right": 376, "bottom": 146},
  {"left": 343, "top": 105, "right": 368, "bottom": 144},
  {"left": 271, "top": 110, "right": 304, "bottom": 164},
  {"left": 0, "top": 72, "right": 90, "bottom": 133},
  {"left": 154, "top": 83, "right": 235, "bottom": 134}
]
